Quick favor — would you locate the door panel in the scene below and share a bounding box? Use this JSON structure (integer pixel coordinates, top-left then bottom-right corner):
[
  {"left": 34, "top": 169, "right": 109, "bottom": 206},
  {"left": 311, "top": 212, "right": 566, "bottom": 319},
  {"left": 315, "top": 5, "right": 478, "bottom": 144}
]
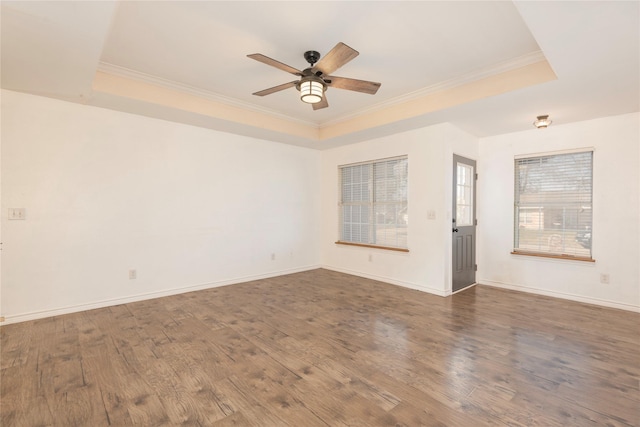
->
[
  {"left": 455, "top": 236, "right": 463, "bottom": 271},
  {"left": 452, "top": 155, "right": 476, "bottom": 293},
  {"left": 465, "top": 235, "right": 473, "bottom": 269}
]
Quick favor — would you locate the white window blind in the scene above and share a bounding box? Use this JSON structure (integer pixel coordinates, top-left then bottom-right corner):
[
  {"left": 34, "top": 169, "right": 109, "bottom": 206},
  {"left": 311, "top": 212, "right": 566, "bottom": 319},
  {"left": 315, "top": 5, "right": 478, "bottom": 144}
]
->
[
  {"left": 514, "top": 150, "right": 593, "bottom": 259},
  {"left": 339, "top": 156, "right": 408, "bottom": 249}
]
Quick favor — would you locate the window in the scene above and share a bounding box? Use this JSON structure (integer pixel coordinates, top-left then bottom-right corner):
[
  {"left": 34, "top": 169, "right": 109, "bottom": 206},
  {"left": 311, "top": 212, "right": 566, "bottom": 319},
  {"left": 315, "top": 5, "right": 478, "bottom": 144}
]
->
[
  {"left": 338, "top": 156, "right": 408, "bottom": 251},
  {"left": 514, "top": 150, "right": 593, "bottom": 260},
  {"left": 456, "top": 162, "right": 474, "bottom": 226}
]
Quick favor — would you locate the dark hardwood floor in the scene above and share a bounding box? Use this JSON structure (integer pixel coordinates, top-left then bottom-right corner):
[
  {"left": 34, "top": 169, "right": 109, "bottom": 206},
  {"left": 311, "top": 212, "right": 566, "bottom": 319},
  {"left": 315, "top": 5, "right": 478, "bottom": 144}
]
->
[{"left": 1, "top": 268, "right": 639, "bottom": 426}]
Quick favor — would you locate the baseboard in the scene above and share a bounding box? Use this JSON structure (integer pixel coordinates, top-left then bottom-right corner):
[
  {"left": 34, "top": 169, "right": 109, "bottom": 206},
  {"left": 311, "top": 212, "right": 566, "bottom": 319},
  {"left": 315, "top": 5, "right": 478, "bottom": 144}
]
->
[
  {"left": 8, "top": 269, "right": 632, "bottom": 324},
  {"left": 321, "top": 265, "right": 448, "bottom": 297},
  {"left": 451, "top": 283, "right": 477, "bottom": 295},
  {"left": 0, "top": 265, "right": 322, "bottom": 325},
  {"left": 479, "top": 279, "right": 640, "bottom": 313}
]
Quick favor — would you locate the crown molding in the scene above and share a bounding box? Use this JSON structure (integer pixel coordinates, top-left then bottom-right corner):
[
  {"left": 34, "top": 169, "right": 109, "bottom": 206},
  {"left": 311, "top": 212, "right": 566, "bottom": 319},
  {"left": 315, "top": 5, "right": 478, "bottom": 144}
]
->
[
  {"left": 97, "top": 50, "right": 547, "bottom": 135},
  {"left": 96, "top": 62, "right": 319, "bottom": 129},
  {"left": 322, "top": 50, "right": 548, "bottom": 127}
]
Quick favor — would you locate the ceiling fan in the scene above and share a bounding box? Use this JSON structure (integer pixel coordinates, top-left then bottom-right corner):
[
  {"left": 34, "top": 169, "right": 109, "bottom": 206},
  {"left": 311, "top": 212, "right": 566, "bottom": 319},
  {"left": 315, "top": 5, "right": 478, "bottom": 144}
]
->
[{"left": 247, "top": 42, "right": 381, "bottom": 110}]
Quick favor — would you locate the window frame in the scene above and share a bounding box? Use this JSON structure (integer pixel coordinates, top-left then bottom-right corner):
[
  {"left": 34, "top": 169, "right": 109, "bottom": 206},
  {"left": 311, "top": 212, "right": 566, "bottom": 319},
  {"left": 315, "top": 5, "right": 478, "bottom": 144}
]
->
[
  {"left": 336, "top": 155, "right": 409, "bottom": 252},
  {"left": 512, "top": 148, "right": 594, "bottom": 262}
]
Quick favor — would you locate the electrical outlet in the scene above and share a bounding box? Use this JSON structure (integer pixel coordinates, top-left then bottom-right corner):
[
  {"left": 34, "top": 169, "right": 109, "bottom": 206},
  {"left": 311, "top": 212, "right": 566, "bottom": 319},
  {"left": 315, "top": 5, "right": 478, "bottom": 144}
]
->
[
  {"left": 271, "top": 253, "right": 276, "bottom": 261},
  {"left": 129, "top": 269, "right": 137, "bottom": 280},
  {"left": 368, "top": 254, "right": 373, "bottom": 262},
  {"left": 600, "top": 273, "right": 610, "bottom": 284},
  {"left": 8, "top": 208, "right": 26, "bottom": 220},
  {"left": 427, "top": 210, "right": 436, "bottom": 220}
]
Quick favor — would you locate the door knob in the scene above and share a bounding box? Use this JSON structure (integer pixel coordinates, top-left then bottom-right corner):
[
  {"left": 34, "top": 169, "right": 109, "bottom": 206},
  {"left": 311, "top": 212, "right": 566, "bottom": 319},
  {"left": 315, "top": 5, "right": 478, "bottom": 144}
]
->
[{"left": 452, "top": 228, "right": 459, "bottom": 232}]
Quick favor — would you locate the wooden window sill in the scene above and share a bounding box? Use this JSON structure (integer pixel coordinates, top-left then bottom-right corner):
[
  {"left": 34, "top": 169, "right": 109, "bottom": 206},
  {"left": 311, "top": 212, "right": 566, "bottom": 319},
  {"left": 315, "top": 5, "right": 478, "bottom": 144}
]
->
[
  {"left": 511, "top": 251, "right": 595, "bottom": 263},
  {"left": 335, "top": 241, "right": 409, "bottom": 253}
]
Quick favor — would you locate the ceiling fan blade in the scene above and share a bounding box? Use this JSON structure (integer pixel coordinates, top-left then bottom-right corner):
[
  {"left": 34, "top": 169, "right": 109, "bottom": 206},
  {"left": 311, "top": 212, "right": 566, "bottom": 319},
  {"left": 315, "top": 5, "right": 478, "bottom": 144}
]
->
[
  {"left": 326, "top": 76, "right": 381, "bottom": 95},
  {"left": 252, "top": 81, "right": 298, "bottom": 96},
  {"left": 247, "top": 54, "right": 302, "bottom": 76},
  {"left": 314, "top": 42, "right": 359, "bottom": 75},
  {"left": 312, "top": 95, "right": 329, "bottom": 110}
]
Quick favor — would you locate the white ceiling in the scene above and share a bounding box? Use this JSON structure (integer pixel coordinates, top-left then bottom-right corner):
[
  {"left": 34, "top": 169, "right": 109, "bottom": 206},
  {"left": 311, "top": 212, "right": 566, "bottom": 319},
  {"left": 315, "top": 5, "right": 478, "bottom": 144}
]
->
[{"left": 2, "top": 1, "right": 638, "bottom": 149}]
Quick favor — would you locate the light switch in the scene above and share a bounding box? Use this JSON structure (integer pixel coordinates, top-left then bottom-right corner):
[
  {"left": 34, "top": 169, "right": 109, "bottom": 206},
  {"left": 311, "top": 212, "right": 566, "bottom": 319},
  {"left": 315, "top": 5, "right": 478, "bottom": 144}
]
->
[{"left": 8, "top": 208, "right": 26, "bottom": 220}]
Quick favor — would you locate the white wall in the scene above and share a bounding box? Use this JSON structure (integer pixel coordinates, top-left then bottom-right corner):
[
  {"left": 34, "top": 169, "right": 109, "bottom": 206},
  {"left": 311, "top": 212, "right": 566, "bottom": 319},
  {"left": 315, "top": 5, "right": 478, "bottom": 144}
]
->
[
  {"left": 320, "top": 123, "right": 478, "bottom": 295},
  {"left": 1, "top": 90, "right": 322, "bottom": 323},
  {"left": 477, "top": 112, "right": 640, "bottom": 311},
  {"left": 3, "top": 89, "right": 637, "bottom": 323}
]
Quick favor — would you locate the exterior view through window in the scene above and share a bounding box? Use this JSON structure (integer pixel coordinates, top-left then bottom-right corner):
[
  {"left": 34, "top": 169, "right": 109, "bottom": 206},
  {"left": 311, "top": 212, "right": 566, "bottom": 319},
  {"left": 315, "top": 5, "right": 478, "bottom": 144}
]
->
[
  {"left": 514, "top": 150, "right": 593, "bottom": 259},
  {"left": 456, "top": 162, "right": 474, "bottom": 226},
  {"left": 338, "top": 156, "right": 408, "bottom": 250}
]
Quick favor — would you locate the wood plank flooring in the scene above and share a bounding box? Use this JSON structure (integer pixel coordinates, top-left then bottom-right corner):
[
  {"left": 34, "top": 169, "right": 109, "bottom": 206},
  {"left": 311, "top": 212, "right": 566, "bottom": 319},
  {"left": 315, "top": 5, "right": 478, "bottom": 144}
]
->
[{"left": 2, "top": 268, "right": 639, "bottom": 426}]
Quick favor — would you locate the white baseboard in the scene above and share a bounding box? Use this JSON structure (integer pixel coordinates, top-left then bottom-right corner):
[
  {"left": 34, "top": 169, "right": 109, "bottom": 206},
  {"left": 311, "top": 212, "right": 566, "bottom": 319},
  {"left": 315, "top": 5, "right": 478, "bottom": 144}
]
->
[
  {"left": 7, "top": 268, "right": 632, "bottom": 325},
  {"left": 451, "top": 283, "right": 477, "bottom": 295},
  {"left": 0, "top": 265, "right": 321, "bottom": 325},
  {"left": 321, "top": 265, "right": 448, "bottom": 297},
  {"left": 479, "top": 279, "right": 640, "bottom": 313}
]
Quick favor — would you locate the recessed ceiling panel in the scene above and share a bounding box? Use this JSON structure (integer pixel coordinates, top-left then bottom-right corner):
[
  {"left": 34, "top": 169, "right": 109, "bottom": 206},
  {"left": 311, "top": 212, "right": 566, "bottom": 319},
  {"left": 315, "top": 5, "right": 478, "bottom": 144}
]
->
[
  {"left": 99, "top": 1, "right": 542, "bottom": 124},
  {"left": 3, "top": 1, "right": 637, "bottom": 147}
]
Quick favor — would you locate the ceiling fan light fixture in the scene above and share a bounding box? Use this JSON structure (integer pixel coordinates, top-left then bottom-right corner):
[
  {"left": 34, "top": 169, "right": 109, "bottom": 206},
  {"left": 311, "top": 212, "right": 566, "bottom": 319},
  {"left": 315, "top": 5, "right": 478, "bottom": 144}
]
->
[
  {"left": 248, "top": 42, "right": 380, "bottom": 110},
  {"left": 299, "top": 78, "right": 324, "bottom": 104},
  {"left": 533, "top": 115, "right": 552, "bottom": 129}
]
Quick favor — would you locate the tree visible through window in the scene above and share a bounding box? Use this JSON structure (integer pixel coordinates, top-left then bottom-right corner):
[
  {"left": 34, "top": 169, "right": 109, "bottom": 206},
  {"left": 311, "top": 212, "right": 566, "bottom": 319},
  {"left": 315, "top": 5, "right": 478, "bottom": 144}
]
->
[
  {"left": 514, "top": 150, "right": 593, "bottom": 259},
  {"left": 338, "top": 156, "right": 408, "bottom": 250}
]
